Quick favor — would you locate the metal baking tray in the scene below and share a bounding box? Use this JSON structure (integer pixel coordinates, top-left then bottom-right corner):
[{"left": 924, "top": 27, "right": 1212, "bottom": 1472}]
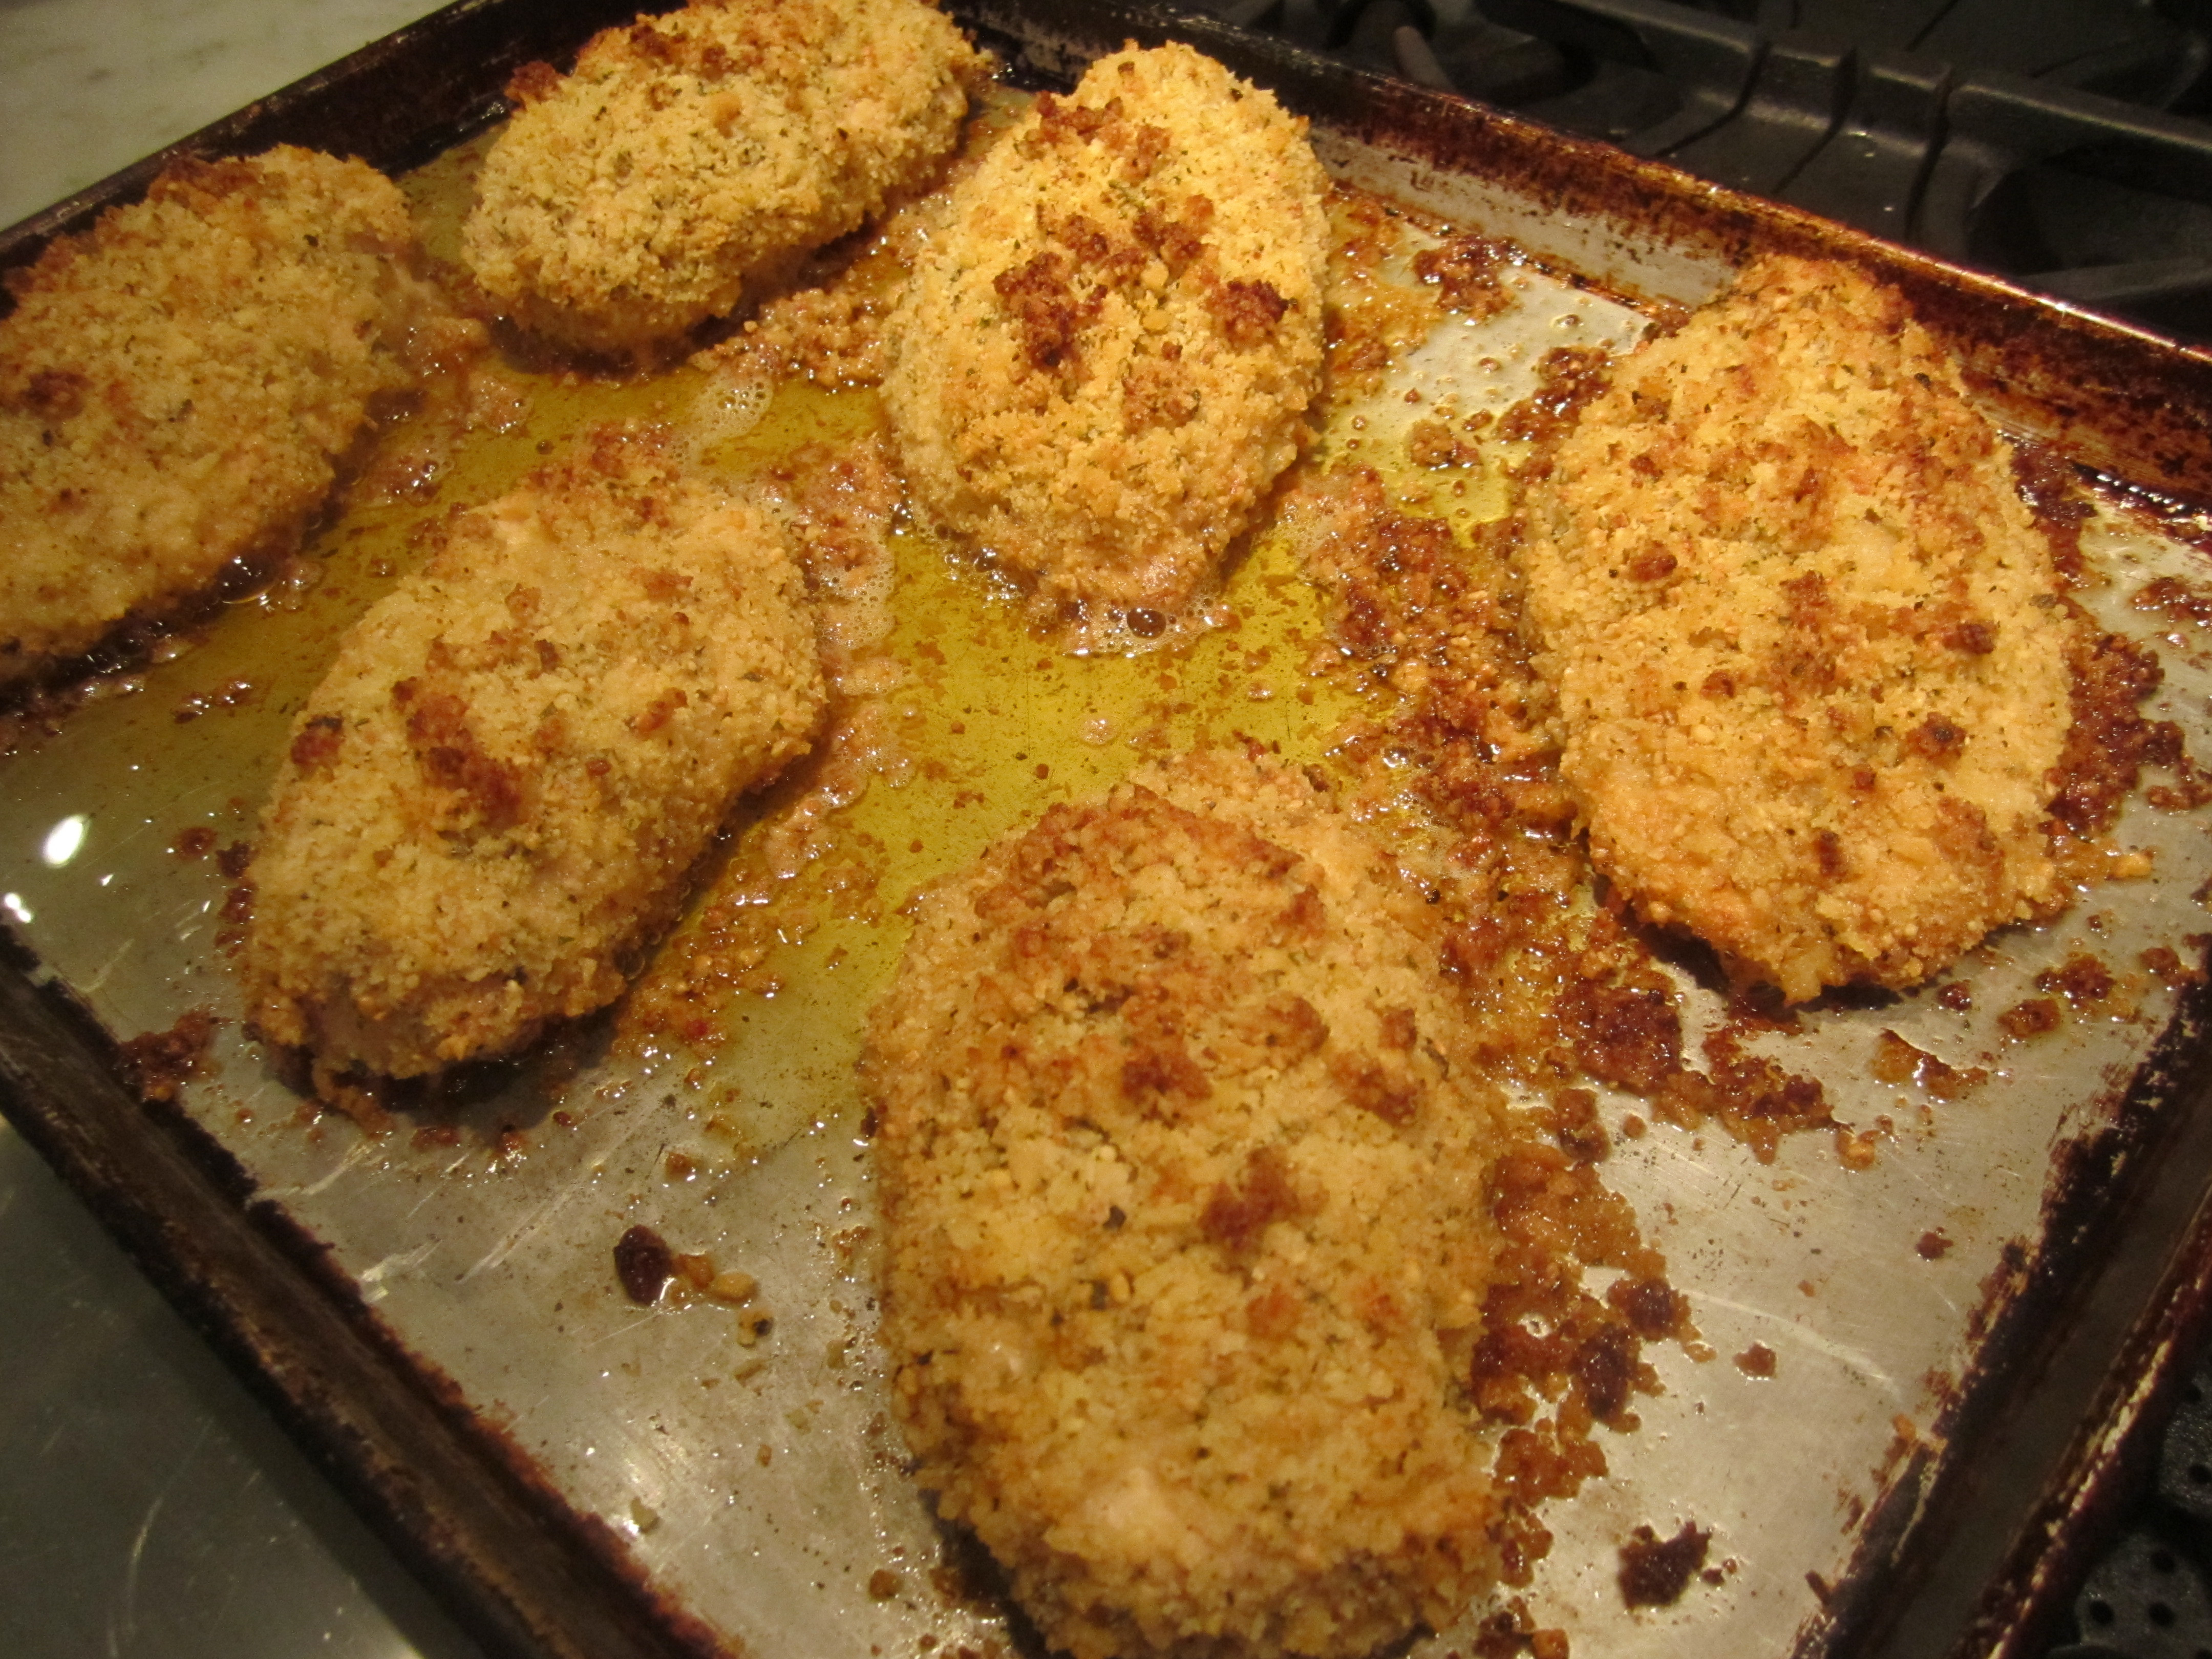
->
[{"left": 8, "top": 3, "right": 2212, "bottom": 1657}]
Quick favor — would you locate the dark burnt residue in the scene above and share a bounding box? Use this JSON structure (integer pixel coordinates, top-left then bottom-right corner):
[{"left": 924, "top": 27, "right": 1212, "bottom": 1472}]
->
[
  {"left": 1611, "top": 1276, "right": 1689, "bottom": 1341},
  {"left": 1478, "top": 1143, "right": 1683, "bottom": 1420},
  {"left": 1871, "top": 1029, "right": 1988, "bottom": 1099},
  {"left": 614, "top": 1224, "right": 674, "bottom": 1306},
  {"left": 1618, "top": 1521, "right": 1713, "bottom": 1608},
  {"left": 2143, "top": 944, "right": 2208, "bottom": 988},
  {"left": 1967, "top": 1239, "right": 2033, "bottom": 1341},
  {"left": 2050, "top": 627, "right": 2210, "bottom": 836},
  {"left": 1494, "top": 345, "right": 1612, "bottom": 452},
  {"left": 1654, "top": 1024, "right": 1833, "bottom": 1164},
  {"left": 1734, "top": 1343, "right": 1777, "bottom": 1378},
  {"left": 1471, "top": 1596, "right": 1570, "bottom": 1659},
  {"left": 1573, "top": 1323, "right": 1639, "bottom": 1419},
  {"left": 1544, "top": 1087, "right": 1609, "bottom": 1163},
  {"left": 1558, "top": 979, "right": 1681, "bottom": 1095},
  {"left": 2037, "top": 952, "right": 2115, "bottom": 1009},
  {"left": 1999, "top": 997, "right": 2064, "bottom": 1040},
  {"left": 2013, "top": 442, "right": 2093, "bottom": 586},
  {"left": 1412, "top": 232, "right": 1515, "bottom": 321},
  {"left": 2134, "top": 573, "right": 2212, "bottom": 629},
  {"left": 115, "top": 1007, "right": 218, "bottom": 1103}
]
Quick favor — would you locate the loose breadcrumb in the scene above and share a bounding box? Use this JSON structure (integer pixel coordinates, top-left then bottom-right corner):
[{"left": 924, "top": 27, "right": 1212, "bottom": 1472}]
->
[
  {"left": 1518, "top": 256, "right": 2077, "bottom": 1002},
  {"left": 460, "top": 0, "right": 989, "bottom": 357},
  {"left": 243, "top": 426, "right": 824, "bottom": 1079},
  {"left": 0, "top": 147, "right": 437, "bottom": 690},
  {"left": 869, "top": 750, "right": 1514, "bottom": 1659},
  {"left": 884, "top": 44, "right": 1330, "bottom": 625}
]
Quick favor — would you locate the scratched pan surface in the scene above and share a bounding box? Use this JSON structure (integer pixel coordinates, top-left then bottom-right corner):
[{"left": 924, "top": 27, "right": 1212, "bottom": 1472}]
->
[{"left": 5, "top": 4, "right": 2212, "bottom": 1659}]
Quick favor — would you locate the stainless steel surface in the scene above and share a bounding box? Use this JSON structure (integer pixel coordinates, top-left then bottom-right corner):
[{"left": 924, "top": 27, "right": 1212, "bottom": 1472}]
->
[{"left": 0, "top": 0, "right": 447, "bottom": 229}]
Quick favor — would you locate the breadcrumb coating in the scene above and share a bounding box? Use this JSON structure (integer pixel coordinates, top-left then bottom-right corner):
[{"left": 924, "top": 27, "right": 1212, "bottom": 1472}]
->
[
  {"left": 884, "top": 44, "right": 1330, "bottom": 622},
  {"left": 1519, "top": 256, "right": 2076, "bottom": 1002},
  {"left": 869, "top": 750, "right": 1514, "bottom": 1659},
  {"left": 243, "top": 426, "right": 824, "bottom": 1078},
  {"left": 0, "top": 147, "right": 433, "bottom": 690},
  {"left": 460, "top": 0, "right": 988, "bottom": 357}
]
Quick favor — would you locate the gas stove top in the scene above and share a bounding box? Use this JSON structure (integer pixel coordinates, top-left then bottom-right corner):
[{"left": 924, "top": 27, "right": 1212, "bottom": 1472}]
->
[{"left": 1201, "top": 0, "right": 2212, "bottom": 345}]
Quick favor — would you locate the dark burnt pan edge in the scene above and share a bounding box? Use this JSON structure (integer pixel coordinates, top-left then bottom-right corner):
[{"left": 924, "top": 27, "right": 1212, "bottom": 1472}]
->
[
  {"left": 0, "top": 933, "right": 740, "bottom": 1659},
  {"left": 970, "top": 0, "right": 2212, "bottom": 498},
  {"left": 1969, "top": 1176, "right": 2212, "bottom": 1659},
  {"left": 1798, "top": 987, "right": 2212, "bottom": 1659}
]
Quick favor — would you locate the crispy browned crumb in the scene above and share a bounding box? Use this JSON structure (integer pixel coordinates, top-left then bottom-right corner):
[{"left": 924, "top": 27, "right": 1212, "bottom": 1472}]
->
[
  {"left": 884, "top": 44, "right": 1330, "bottom": 624},
  {"left": 460, "top": 0, "right": 988, "bottom": 357},
  {"left": 869, "top": 750, "right": 1515, "bottom": 1659},
  {"left": 0, "top": 147, "right": 438, "bottom": 690},
  {"left": 705, "top": 191, "right": 940, "bottom": 388},
  {"left": 243, "top": 426, "right": 824, "bottom": 1080},
  {"left": 1519, "top": 255, "right": 2077, "bottom": 1002}
]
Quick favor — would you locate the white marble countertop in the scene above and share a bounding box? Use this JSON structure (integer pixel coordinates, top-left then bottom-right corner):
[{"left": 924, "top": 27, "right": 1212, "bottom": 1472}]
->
[
  {"left": 0, "top": 0, "right": 447, "bottom": 229},
  {"left": 0, "top": 11, "right": 487, "bottom": 1657}
]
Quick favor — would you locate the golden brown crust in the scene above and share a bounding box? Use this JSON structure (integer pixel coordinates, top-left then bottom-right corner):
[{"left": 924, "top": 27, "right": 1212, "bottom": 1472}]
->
[
  {"left": 868, "top": 750, "right": 1513, "bottom": 1659},
  {"left": 883, "top": 44, "right": 1330, "bottom": 623},
  {"left": 460, "top": 0, "right": 989, "bottom": 356},
  {"left": 0, "top": 147, "right": 430, "bottom": 689},
  {"left": 243, "top": 426, "right": 825, "bottom": 1078},
  {"left": 1518, "top": 255, "right": 2076, "bottom": 1002}
]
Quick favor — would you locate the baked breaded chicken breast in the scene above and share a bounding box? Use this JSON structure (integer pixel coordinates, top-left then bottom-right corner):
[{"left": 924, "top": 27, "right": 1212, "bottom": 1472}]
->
[
  {"left": 884, "top": 44, "right": 1330, "bottom": 626},
  {"left": 1519, "top": 255, "right": 2077, "bottom": 1003},
  {"left": 243, "top": 426, "right": 824, "bottom": 1081},
  {"left": 868, "top": 751, "right": 1516, "bottom": 1659},
  {"left": 0, "top": 147, "right": 435, "bottom": 691},
  {"left": 460, "top": 0, "right": 988, "bottom": 358}
]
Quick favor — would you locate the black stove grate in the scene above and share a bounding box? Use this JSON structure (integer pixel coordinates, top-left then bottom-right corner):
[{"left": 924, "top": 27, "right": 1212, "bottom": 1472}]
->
[
  {"left": 2052, "top": 1342, "right": 2212, "bottom": 1659},
  {"left": 1200, "top": 0, "right": 2212, "bottom": 342}
]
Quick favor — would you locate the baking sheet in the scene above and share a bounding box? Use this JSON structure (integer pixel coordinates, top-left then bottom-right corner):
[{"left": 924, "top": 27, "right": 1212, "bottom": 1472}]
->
[{"left": 7, "top": 4, "right": 2212, "bottom": 1657}]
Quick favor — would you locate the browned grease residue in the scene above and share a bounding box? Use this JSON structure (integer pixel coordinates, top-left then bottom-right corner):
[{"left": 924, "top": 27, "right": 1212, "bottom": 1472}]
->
[
  {"left": 1999, "top": 997, "right": 2064, "bottom": 1039},
  {"left": 1475, "top": 1145, "right": 1697, "bottom": 1584},
  {"left": 1472, "top": 1597, "right": 1570, "bottom": 1659},
  {"left": 1618, "top": 1521, "right": 1713, "bottom": 1608},
  {"left": 1734, "top": 1343, "right": 1777, "bottom": 1378},
  {"left": 115, "top": 1008, "right": 218, "bottom": 1103},
  {"left": 1871, "top": 1030, "right": 1989, "bottom": 1100}
]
